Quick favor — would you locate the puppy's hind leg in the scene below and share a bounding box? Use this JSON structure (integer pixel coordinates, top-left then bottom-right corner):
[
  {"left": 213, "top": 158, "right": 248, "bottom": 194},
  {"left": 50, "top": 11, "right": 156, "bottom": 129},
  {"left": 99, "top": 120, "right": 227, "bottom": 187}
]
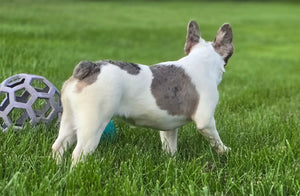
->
[
  {"left": 71, "top": 94, "right": 116, "bottom": 166},
  {"left": 160, "top": 129, "right": 178, "bottom": 155},
  {"left": 52, "top": 85, "right": 77, "bottom": 163}
]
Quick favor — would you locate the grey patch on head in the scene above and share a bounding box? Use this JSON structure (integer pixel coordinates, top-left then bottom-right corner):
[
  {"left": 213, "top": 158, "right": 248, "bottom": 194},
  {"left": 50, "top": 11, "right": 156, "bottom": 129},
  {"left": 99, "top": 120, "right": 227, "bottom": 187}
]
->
[
  {"left": 213, "top": 23, "right": 234, "bottom": 65},
  {"left": 150, "top": 65, "right": 199, "bottom": 117},
  {"left": 73, "top": 61, "right": 102, "bottom": 85},
  {"left": 184, "top": 20, "right": 201, "bottom": 55},
  {"left": 100, "top": 60, "right": 141, "bottom": 75}
]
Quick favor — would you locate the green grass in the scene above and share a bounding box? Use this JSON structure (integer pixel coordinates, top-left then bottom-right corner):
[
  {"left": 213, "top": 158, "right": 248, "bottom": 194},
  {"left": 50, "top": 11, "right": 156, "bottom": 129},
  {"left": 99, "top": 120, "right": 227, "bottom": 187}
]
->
[{"left": 1, "top": 1, "right": 300, "bottom": 195}]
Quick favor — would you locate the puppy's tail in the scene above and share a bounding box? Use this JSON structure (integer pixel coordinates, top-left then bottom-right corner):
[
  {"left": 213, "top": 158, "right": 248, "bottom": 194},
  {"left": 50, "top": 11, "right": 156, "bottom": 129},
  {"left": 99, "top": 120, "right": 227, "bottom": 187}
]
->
[{"left": 73, "top": 61, "right": 100, "bottom": 80}]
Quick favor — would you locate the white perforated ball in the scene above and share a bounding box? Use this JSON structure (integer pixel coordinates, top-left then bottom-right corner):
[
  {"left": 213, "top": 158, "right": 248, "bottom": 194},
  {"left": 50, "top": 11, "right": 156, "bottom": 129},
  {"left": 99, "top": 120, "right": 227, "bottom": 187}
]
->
[{"left": 0, "top": 74, "right": 62, "bottom": 132}]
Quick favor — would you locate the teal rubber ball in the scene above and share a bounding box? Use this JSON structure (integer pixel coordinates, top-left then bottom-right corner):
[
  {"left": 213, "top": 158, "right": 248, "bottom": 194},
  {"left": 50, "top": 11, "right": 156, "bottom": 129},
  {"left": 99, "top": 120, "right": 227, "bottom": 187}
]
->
[{"left": 101, "top": 121, "right": 116, "bottom": 140}]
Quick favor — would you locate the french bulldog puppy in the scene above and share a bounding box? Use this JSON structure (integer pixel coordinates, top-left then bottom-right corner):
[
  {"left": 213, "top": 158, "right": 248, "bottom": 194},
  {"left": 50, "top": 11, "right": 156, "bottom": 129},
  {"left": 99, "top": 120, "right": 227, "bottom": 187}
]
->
[{"left": 52, "top": 20, "right": 234, "bottom": 165}]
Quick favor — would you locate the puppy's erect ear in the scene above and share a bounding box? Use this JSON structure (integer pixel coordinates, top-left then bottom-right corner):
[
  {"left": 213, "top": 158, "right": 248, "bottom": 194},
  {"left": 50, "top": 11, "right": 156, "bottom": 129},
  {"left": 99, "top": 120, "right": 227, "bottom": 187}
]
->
[
  {"left": 184, "top": 20, "right": 201, "bottom": 55},
  {"left": 213, "top": 23, "right": 234, "bottom": 65}
]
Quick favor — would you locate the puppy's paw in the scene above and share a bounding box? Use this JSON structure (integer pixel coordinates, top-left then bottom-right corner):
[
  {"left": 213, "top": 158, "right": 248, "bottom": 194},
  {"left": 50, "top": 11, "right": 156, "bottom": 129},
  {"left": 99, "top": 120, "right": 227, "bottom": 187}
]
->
[
  {"left": 52, "top": 146, "right": 62, "bottom": 164},
  {"left": 216, "top": 145, "right": 231, "bottom": 155}
]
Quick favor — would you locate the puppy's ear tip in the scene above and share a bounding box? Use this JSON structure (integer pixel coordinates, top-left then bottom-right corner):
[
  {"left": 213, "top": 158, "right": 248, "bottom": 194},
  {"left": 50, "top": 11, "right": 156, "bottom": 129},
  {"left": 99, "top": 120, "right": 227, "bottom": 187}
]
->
[
  {"left": 188, "top": 20, "right": 199, "bottom": 28},
  {"left": 222, "top": 23, "right": 231, "bottom": 27},
  {"left": 220, "top": 23, "right": 232, "bottom": 32}
]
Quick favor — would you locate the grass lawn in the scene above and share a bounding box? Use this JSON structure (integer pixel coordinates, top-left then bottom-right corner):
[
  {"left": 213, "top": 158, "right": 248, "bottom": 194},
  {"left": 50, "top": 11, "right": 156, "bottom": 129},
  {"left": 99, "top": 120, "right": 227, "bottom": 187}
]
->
[{"left": 0, "top": 0, "right": 299, "bottom": 195}]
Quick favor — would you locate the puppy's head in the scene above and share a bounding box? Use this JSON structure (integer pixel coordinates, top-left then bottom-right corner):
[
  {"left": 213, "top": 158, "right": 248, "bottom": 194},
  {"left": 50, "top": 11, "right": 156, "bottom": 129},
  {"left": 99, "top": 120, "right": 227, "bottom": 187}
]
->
[{"left": 184, "top": 20, "right": 234, "bottom": 66}]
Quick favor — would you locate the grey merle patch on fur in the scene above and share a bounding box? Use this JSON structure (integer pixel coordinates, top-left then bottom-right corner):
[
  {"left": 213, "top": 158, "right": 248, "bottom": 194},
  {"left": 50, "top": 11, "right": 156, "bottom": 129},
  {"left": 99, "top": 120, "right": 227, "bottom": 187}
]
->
[
  {"left": 150, "top": 65, "right": 199, "bottom": 117},
  {"left": 73, "top": 60, "right": 141, "bottom": 85},
  {"left": 102, "top": 60, "right": 141, "bottom": 75},
  {"left": 73, "top": 61, "right": 101, "bottom": 85}
]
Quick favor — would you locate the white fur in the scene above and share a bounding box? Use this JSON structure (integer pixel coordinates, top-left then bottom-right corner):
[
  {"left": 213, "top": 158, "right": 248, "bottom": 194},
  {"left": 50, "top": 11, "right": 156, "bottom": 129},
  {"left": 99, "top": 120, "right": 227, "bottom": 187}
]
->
[{"left": 52, "top": 30, "right": 231, "bottom": 165}]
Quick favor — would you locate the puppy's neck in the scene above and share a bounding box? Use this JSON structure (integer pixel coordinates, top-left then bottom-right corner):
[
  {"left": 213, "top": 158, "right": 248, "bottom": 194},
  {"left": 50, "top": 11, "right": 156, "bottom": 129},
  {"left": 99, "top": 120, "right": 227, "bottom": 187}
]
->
[{"left": 178, "top": 41, "right": 225, "bottom": 86}]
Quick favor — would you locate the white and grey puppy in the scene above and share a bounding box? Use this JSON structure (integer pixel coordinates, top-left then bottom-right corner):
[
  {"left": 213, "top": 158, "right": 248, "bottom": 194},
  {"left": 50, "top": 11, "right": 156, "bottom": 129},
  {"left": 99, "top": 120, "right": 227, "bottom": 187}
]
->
[{"left": 52, "top": 20, "right": 234, "bottom": 164}]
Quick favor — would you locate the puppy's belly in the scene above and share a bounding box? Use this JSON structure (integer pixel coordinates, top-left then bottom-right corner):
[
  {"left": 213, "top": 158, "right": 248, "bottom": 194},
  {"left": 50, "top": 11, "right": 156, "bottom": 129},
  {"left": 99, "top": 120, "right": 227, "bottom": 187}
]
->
[{"left": 118, "top": 112, "right": 189, "bottom": 131}]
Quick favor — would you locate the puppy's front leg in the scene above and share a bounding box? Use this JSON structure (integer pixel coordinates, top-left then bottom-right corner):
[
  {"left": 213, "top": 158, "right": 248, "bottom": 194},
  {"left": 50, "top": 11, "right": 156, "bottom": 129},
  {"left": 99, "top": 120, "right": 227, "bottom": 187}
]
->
[
  {"left": 193, "top": 91, "right": 230, "bottom": 154},
  {"left": 160, "top": 129, "right": 178, "bottom": 155},
  {"left": 195, "top": 117, "right": 230, "bottom": 154}
]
